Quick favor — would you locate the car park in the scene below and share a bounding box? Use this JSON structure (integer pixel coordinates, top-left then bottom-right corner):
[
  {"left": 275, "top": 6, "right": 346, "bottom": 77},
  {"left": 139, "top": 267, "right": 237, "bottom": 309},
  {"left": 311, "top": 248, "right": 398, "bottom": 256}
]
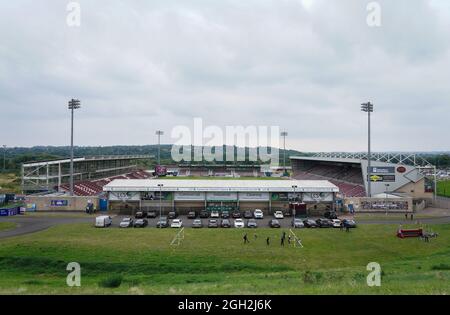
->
[
  {"left": 156, "top": 216, "right": 169, "bottom": 228},
  {"left": 171, "top": 219, "right": 183, "bottom": 228},
  {"left": 119, "top": 217, "right": 134, "bottom": 228},
  {"left": 192, "top": 219, "right": 203, "bottom": 228},
  {"left": 221, "top": 219, "right": 231, "bottom": 228},
  {"left": 187, "top": 211, "right": 197, "bottom": 219},
  {"left": 274, "top": 211, "right": 284, "bottom": 219},
  {"left": 134, "top": 218, "right": 148, "bottom": 228},
  {"left": 247, "top": 219, "right": 258, "bottom": 228},
  {"left": 221, "top": 211, "right": 230, "bottom": 219},
  {"left": 234, "top": 218, "right": 245, "bottom": 228},
  {"left": 243, "top": 210, "right": 253, "bottom": 219},
  {"left": 210, "top": 211, "right": 220, "bottom": 218},
  {"left": 269, "top": 219, "right": 281, "bottom": 228},
  {"left": 342, "top": 219, "right": 357, "bottom": 228},
  {"left": 331, "top": 219, "right": 342, "bottom": 228},
  {"left": 208, "top": 219, "right": 219, "bottom": 228},
  {"left": 324, "top": 211, "right": 338, "bottom": 220},
  {"left": 147, "top": 211, "right": 157, "bottom": 218},
  {"left": 292, "top": 218, "right": 305, "bottom": 229},
  {"left": 316, "top": 218, "right": 333, "bottom": 228},
  {"left": 303, "top": 219, "right": 318, "bottom": 228},
  {"left": 232, "top": 211, "right": 242, "bottom": 218},
  {"left": 168, "top": 211, "right": 178, "bottom": 219},
  {"left": 254, "top": 209, "right": 264, "bottom": 219},
  {"left": 200, "top": 210, "right": 209, "bottom": 218},
  {"left": 95, "top": 215, "right": 112, "bottom": 228}
]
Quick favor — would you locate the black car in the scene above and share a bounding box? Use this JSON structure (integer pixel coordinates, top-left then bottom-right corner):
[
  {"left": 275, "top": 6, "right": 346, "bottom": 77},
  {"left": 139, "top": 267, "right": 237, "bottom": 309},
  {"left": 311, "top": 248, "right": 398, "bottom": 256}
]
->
[
  {"left": 147, "top": 211, "right": 157, "bottom": 219},
  {"left": 303, "top": 219, "right": 318, "bottom": 228},
  {"left": 247, "top": 219, "right": 258, "bottom": 228},
  {"left": 200, "top": 210, "right": 209, "bottom": 218},
  {"left": 232, "top": 211, "right": 241, "bottom": 218},
  {"left": 187, "top": 211, "right": 197, "bottom": 219},
  {"left": 135, "top": 211, "right": 146, "bottom": 219},
  {"left": 222, "top": 211, "right": 230, "bottom": 219},
  {"left": 221, "top": 219, "right": 231, "bottom": 228},
  {"left": 134, "top": 218, "right": 148, "bottom": 228},
  {"left": 342, "top": 219, "right": 357, "bottom": 228},
  {"left": 324, "top": 211, "right": 338, "bottom": 220},
  {"left": 269, "top": 219, "right": 281, "bottom": 228},
  {"left": 244, "top": 211, "right": 253, "bottom": 219},
  {"left": 168, "top": 211, "right": 178, "bottom": 219},
  {"left": 208, "top": 219, "right": 219, "bottom": 228},
  {"left": 316, "top": 218, "right": 333, "bottom": 228},
  {"left": 156, "top": 216, "right": 169, "bottom": 228}
]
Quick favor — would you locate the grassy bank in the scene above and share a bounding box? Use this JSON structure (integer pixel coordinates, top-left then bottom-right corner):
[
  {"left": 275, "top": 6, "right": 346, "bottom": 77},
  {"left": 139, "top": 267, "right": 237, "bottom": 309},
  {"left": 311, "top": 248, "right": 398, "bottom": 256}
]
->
[
  {"left": 0, "top": 223, "right": 449, "bottom": 294},
  {"left": 437, "top": 180, "right": 450, "bottom": 198},
  {"left": 0, "top": 222, "right": 17, "bottom": 232}
]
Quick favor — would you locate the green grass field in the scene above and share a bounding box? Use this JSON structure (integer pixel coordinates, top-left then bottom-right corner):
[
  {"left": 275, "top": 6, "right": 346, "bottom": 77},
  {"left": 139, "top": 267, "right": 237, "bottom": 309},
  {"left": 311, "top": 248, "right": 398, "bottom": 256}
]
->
[
  {"left": 0, "top": 223, "right": 449, "bottom": 295},
  {"left": 437, "top": 180, "right": 450, "bottom": 198}
]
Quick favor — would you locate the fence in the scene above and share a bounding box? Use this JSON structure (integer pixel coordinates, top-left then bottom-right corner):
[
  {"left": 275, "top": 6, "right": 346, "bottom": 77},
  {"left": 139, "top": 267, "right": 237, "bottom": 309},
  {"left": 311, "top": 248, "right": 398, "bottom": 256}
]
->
[{"left": 434, "top": 197, "right": 450, "bottom": 209}]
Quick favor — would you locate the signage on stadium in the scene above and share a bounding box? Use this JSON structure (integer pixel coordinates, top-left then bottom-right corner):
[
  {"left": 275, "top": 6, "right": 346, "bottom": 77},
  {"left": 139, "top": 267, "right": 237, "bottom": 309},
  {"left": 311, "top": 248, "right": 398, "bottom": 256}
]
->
[
  {"left": 50, "top": 200, "right": 69, "bottom": 207},
  {"left": 369, "top": 167, "right": 395, "bottom": 174},
  {"left": 239, "top": 192, "right": 270, "bottom": 201},
  {"left": 369, "top": 175, "right": 396, "bottom": 182}
]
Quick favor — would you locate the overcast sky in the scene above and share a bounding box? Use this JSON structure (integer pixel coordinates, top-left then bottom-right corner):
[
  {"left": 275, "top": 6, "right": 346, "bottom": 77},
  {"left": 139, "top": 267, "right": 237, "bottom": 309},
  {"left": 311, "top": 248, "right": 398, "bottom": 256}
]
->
[{"left": 0, "top": 0, "right": 449, "bottom": 152}]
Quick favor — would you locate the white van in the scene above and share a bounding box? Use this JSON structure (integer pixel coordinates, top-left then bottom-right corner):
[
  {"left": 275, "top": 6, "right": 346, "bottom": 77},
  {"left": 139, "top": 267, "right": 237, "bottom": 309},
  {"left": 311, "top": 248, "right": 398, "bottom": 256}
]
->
[{"left": 95, "top": 216, "right": 112, "bottom": 228}]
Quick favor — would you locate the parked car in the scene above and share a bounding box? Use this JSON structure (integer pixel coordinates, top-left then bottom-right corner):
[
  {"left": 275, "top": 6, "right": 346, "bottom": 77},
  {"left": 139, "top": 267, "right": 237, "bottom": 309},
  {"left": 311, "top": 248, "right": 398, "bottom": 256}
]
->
[
  {"left": 171, "top": 219, "right": 183, "bottom": 228},
  {"left": 292, "top": 218, "right": 305, "bottom": 229},
  {"left": 156, "top": 216, "right": 169, "bottom": 228},
  {"left": 303, "top": 219, "right": 318, "bottom": 228},
  {"left": 168, "top": 211, "right": 178, "bottom": 219},
  {"left": 244, "top": 210, "right": 253, "bottom": 219},
  {"left": 316, "top": 218, "right": 333, "bottom": 228},
  {"left": 192, "top": 219, "right": 203, "bottom": 228},
  {"left": 95, "top": 215, "right": 112, "bottom": 228},
  {"left": 269, "top": 219, "right": 281, "bottom": 228},
  {"left": 331, "top": 219, "right": 342, "bottom": 228},
  {"left": 274, "top": 211, "right": 284, "bottom": 219},
  {"left": 147, "top": 211, "right": 157, "bottom": 219},
  {"left": 134, "top": 218, "right": 148, "bottom": 228},
  {"left": 232, "top": 211, "right": 242, "bottom": 218},
  {"left": 234, "top": 218, "right": 245, "bottom": 228},
  {"left": 222, "top": 211, "right": 230, "bottom": 219},
  {"left": 200, "top": 210, "right": 209, "bottom": 218},
  {"left": 210, "top": 211, "right": 220, "bottom": 218},
  {"left": 324, "top": 211, "right": 338, "bottom": 220},
  {"left": 208, "top": 219, "right": 219, "bottom": 228},
  {"left": 135, "top": 211, "right": 146, "bottom": 219},
  {"left": 254, "top": 209, "right": 264, "bottom": 219},
  {"left": 221, "top": 219, "right": 231, "bottom": 228},
  {"left": 119, "top": 217, "right": 133, "bottom": 228},
  {"left": 187, "top": 211, "right": 197, "bottom": 219},
  {"left": 342, "top": 219, "right": 357, "bottom": 228},
  {"left": 247, "top": 219, "right": 258, "bottom": 228}
]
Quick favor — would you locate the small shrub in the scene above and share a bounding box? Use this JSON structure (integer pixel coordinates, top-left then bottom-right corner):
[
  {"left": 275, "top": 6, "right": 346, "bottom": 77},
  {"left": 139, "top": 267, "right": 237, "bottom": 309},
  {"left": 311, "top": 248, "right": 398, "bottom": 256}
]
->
[
  {"left": 22, "top": 279, "right": 43, "bottom": 285},
  {"left": 98, "top": 275, "right": 123, "bottom": 288},
  {"left": 431, "top": 264, "right": 450, "bottom": 271}
]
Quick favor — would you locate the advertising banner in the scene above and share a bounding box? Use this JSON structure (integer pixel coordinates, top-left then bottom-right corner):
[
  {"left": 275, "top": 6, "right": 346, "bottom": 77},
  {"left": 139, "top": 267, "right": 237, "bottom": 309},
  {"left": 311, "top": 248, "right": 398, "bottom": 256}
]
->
[
  {"left": 50, "top": 200, "right": 69, "bottom": 207},
  {"left": 369, "top": 174, "right": 396, "bottom": 182},
  {"left": 109, "top": 192, "right": 141, "bottom": 201},
  {"left": 303, "top": 192, "right": 333, "bottom": 202},
  {"left": 206, "top": 192, "right": 238, "bottom": 201},
  {"left": 239, "top": 192, "right": 270, "bottom": 201},
  {"left": 174, "top": 192, "right": 206, "bottom": 201},
  {"left": 369, "top": 167, "right": 395, "bottom": 174}
]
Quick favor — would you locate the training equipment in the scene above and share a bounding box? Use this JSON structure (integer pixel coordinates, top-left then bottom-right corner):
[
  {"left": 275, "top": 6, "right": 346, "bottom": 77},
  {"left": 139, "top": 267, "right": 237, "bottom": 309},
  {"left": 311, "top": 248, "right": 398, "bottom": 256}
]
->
[{"left": 289, "top": 229, "right": 303, "bottom": 248}]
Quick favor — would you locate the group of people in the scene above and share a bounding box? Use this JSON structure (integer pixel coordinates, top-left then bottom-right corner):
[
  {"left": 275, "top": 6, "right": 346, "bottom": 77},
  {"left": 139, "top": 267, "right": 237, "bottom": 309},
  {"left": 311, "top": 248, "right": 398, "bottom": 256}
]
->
[
  {"left": 404, "top": 213, "right": 415, "bottom": 221},
  {"left": 243, "top": 231, "right": 301, "bottom": 247}
]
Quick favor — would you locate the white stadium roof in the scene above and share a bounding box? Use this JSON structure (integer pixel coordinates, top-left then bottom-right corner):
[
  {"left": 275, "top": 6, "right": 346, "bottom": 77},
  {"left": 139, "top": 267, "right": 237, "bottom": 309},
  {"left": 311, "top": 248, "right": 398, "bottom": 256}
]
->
[{"left": 103, "top": 179, "right": 339, "bottom": 193}]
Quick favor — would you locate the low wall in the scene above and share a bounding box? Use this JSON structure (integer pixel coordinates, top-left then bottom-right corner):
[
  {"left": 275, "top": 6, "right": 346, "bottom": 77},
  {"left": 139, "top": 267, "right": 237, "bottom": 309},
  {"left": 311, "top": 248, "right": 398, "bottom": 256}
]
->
[
  {"left": 345, "top": 197, "right": 413, "bottom": 213},
  {"left": 25, "top": 196, "right": 99, "bottom": 211},
  {"left": 434, "top": 197, "right": 450, "bottom": 209}
]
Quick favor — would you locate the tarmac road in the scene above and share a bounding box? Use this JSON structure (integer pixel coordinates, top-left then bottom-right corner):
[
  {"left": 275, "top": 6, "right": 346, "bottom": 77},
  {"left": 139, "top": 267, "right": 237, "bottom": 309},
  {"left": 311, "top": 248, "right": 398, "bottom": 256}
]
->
[{"left": 1, "top": 214, "right": 450, "bottom": 239}]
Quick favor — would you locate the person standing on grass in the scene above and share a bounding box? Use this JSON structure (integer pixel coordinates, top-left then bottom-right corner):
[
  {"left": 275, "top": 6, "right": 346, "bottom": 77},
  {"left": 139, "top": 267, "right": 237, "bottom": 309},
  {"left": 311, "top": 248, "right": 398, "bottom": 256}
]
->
[
  {"left": 405, "top": 213, "right": 408, "bottom": 220},
  {"left": 254, "top": 233, "right": 258, "bottom": 240},
  {"left": 411, "top": 213, "right": 414, "bottom": 221},
  {"left": 243, "top": 233, "right": 249, "bottom": 244},
  {"left": 266, "top": 237, "right": 270, "bottom": 246},
  {"left": 281, "top": 235, "right": 285, "bottom": 247}
]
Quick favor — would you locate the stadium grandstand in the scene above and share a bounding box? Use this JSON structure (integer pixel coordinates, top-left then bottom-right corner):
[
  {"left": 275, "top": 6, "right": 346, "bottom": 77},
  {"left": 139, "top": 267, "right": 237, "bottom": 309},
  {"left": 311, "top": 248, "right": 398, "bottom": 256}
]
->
[
  {"left": 175, "top": 164, "right": 266, "bottom": 177},
  {"left": 21, "top": 155, "right": 152, "bottom": 195},
  {"left": 291, "top": 153, "right": 436, "bottom": 202}
]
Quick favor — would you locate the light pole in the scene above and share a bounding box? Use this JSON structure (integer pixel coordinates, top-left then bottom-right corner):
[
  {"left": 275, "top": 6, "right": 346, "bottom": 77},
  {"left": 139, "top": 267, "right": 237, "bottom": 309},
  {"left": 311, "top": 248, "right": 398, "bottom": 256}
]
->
[
  {"left": 2, "top": 145, "right": 6, "bottom": 172},
  {"left": 281, "top": 131, "right": 288, "bottom": 176},
  {"left": 156, "top": 130, "right": 164, "bottom": 165},
  {"left": 361, "top": 102, "right": 374, "bottom": 198},
  {"left": 384, "top": 183, "right": 390, "bottom": 216},
  {"left": 292, "top": 185, "right": 298, "bottom": 222},
  {"left": 158, "top": 183, "right": 163, "bottom": 227},
  {"left": 68, "top": 99, "right": 81, "bottom": 196}
]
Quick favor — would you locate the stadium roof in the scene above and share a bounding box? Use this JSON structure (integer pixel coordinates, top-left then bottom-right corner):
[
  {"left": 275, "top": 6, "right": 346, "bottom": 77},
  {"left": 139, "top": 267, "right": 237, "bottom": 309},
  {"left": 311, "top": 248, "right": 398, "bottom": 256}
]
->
[
  {"left": 22, "top": 155, "right": 152, "bottom": 167},
  {"left": 104, "top": 179, "right": 339, "bottom": 193}
]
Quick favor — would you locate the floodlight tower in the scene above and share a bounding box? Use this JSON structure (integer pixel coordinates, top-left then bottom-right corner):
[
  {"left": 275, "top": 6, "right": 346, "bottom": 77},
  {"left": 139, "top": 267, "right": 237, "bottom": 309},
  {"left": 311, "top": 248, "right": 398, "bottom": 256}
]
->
[
  {"left": 68, "top": 99, "right": 81, "bottom": 196},
  {"left": 156, "top": 130, "right": 164, "bottom": 165},
  {"left": 361, "top": 102, "right": 374, "bottom": 198},
  {"left": 281, "top": 131, "right": 288, "bottom": 176},
  {"left": 2, "top": 145, "right": 6, "bottom": 172}
]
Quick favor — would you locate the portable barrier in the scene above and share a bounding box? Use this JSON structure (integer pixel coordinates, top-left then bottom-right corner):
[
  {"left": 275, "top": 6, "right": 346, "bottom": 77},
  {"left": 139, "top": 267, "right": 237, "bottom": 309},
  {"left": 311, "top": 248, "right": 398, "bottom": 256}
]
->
[{"left": 397, "top": 228, "right": 423, "bottom": 239}]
